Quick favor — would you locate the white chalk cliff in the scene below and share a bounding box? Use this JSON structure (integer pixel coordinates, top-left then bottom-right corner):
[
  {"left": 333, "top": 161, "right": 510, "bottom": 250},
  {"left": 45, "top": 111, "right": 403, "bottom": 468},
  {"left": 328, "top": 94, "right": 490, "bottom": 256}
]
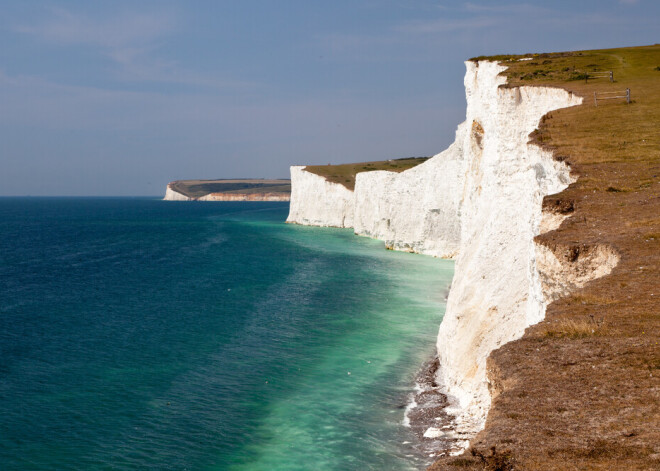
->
[
  {"left": 287, "top": 166, "right": 355, "bottom": 228},
  {"left": 353, "top": 142, "right": 464, "bottom": 258},
  {"left": 433, "top": 61, "right": 581, "bottom": 437},
  {"left": 163, "top": 182, "right": 290, "bottom": 201},
  {"left": 164, "top": 185, "right": 193, "bottom": 201},
  {"left": 286, "top": 61, "right": 617, "bottom": 446}
]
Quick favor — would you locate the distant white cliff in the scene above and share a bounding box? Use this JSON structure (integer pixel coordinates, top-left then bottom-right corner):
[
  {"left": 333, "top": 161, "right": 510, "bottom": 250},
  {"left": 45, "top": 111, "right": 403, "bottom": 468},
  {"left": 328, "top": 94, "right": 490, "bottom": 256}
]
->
[
  {"left": 286, "top": 61, "right": 616, "bottom": 448},
  {"left": 163, "top": 182, "right": 290, "bottom": 202},
  {"left": 197, "top": 193, "right": 290, "bottom": 201},
  {"left": 164, "top": 185, "right": 193, "bottom": 201}
]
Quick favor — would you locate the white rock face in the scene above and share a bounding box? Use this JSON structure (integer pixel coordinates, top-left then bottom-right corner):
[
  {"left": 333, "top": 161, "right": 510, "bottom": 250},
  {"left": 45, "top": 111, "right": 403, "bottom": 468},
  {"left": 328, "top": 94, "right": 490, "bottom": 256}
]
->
[
  {"left": 163, "top": 185, "right": 192, "bottom": 201},
  {"left": 535, "top": 242, "right": 619, "bottom": 304},
  {"left": 353, "top": 142, "right": 464, "bottom": 257},
  {"left": 286, "top": 166, "right": 355, "bottom": 227},
  {"left": 435, "top": 61, "right": 582, "bottom": 434}
]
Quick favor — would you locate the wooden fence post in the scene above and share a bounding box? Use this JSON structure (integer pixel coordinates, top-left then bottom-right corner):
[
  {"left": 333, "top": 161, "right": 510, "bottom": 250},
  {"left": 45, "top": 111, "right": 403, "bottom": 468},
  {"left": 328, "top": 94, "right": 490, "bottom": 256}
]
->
[{"left": 626, "top": 88, "right": 630, "bottom": 104}]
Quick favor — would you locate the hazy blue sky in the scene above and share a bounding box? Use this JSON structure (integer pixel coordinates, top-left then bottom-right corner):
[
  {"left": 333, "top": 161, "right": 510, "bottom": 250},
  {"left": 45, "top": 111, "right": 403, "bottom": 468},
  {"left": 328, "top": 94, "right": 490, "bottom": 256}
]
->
[{"left": 1, "top": 1, "right": 658, "bottom": 195}]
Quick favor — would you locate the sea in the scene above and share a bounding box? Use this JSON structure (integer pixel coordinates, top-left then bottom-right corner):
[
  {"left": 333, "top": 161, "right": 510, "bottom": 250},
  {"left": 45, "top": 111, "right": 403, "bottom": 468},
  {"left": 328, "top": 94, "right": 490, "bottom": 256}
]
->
[{"left": 0, "top": 198, "right": 454, "bottom": 471}]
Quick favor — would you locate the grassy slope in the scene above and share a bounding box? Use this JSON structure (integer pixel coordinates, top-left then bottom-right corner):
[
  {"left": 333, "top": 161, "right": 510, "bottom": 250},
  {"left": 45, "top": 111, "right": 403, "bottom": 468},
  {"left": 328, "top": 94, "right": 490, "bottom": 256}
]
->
[
  {"left": 431, "top": 45, "right": 659, "bottom": 470},
  {"left": 170, "top": 179, "right": 291, "bottom": 199},
  {"left": 303, "top": 157, "right": 429, "bottom": 191}
]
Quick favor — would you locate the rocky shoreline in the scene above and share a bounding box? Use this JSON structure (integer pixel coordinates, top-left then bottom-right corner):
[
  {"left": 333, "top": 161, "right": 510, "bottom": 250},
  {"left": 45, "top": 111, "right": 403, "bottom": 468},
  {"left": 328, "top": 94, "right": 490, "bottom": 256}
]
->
[{"left": 406, "top": 357, "right": 470, "bottom": 460}]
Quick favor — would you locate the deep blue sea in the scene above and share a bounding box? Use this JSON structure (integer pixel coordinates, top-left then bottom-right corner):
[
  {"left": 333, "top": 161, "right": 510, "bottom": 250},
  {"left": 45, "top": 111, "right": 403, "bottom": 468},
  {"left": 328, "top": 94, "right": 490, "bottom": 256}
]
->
[{"left": 0, "top": 198, "right": 453, "bottom": 471}]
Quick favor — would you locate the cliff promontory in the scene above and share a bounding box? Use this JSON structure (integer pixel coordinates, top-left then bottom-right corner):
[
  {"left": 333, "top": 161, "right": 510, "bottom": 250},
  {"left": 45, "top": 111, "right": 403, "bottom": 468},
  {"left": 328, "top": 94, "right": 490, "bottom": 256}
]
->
[
  {"left": 287, "top": 45, "right": 659, "bottom": 469},
  {"left": 288, "top": 59, "right": 595, "bottom": 446},
  {"left": 431, "top": 44, "right": 659, "bottom": 471},
  {"left": 163, "top": 179, "right": 290, "bottom": 201}
]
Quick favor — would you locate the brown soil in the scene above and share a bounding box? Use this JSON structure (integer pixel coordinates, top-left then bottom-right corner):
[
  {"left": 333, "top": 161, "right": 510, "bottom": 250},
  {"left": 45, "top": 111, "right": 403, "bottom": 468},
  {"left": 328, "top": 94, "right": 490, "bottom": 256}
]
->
[{"left": 429, "top": 45, "right": 660, "bottom": 470}]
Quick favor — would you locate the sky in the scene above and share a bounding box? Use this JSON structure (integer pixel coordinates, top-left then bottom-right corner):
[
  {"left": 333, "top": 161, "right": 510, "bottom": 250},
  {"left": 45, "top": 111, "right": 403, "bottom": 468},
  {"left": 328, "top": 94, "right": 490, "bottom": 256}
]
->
[{"left": 0, "top": 1, "right": 658, "bottom": 196}]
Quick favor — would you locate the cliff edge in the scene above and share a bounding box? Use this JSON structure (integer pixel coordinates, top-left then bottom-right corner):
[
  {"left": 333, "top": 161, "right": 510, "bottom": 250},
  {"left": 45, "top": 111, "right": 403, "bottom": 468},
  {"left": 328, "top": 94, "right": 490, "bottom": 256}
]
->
[
  {"left": 430, "top": 44, "right": 659, "bottom": 471},
  {"left": 287, "top": 59, "right": 597, "bottom": 448},
  {"left": 287, "top": 44, "right": 659, "bottom": 469}
]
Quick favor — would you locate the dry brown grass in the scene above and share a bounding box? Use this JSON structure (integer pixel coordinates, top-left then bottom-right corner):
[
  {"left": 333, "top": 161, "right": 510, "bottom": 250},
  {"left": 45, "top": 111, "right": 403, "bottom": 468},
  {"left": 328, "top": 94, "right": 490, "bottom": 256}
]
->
[
  {"left": 567, "top": 293, "right": 619, "bottom": 306},
  {"left": 542, "top": 316, "right": 610, "bottom": 339}
]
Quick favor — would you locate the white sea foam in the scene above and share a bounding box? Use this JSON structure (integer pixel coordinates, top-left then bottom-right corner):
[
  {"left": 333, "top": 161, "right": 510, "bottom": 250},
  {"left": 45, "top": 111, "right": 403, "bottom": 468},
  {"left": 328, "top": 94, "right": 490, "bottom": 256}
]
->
[{"left": 402, "top": 391, "right": 418, "bottom": 427}]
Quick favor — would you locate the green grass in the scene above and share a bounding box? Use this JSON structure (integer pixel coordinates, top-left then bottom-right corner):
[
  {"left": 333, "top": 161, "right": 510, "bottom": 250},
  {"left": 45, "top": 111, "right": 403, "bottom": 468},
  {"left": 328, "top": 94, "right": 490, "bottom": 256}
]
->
[
  {"left": 488, "top": 45, "right": 660, "bottom": 170},
  {"left": 304, "top": 157, "right": 429, "bottom": 190}
]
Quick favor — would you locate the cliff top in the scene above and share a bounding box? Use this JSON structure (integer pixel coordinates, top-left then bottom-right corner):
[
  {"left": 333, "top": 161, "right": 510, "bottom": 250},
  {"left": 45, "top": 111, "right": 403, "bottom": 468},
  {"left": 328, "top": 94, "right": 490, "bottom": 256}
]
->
[
  {"left": 169, "top": 179, "right": 291, "bottom": 199},
  {"left": 303, "top": 157, "right": 429, "bottom": 191},
  {"left": 432, "top": 44, "right": 660, "bottom": 470}
]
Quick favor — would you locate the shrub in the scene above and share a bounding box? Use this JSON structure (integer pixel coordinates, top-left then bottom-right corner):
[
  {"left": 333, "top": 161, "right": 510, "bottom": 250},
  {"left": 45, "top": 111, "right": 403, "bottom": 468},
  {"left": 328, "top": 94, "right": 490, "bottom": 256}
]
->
[{"left": 569, "top": 73, "right": 590, "bottom": 81}]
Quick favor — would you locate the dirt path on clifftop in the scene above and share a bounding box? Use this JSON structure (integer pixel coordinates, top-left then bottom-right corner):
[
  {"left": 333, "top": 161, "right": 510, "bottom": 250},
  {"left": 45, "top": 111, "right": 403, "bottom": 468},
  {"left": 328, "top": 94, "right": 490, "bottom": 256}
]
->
[{"left": 431, "top": 45, "right": 659, "bottom": 470}]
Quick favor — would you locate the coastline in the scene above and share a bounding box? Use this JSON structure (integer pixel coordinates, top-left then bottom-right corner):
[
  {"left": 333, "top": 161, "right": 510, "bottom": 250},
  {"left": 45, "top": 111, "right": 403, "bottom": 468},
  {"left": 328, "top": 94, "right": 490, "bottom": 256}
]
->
[
  {"left": 164, "top": 45, "right": 658, "bottom": 468},
  {"left": 0, "top": 200, "right": 450, "bottom": 470}
]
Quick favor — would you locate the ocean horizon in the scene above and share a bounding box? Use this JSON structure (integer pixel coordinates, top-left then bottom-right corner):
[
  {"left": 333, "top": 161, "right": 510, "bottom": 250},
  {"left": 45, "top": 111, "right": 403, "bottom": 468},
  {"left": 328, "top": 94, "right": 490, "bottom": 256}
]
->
[{"left": 0, "top": 197, "right": 453, "bottom": 470}]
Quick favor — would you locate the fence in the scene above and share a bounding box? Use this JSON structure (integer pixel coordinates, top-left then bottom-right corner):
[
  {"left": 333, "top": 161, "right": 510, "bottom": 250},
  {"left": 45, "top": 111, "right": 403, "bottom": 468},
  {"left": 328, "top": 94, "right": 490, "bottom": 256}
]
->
[
  {"left": 594, "top": 89, "right": 631, "bottom": 106},
  {"left": 586, "top": 71, "right": 614, "bottom": 82}
]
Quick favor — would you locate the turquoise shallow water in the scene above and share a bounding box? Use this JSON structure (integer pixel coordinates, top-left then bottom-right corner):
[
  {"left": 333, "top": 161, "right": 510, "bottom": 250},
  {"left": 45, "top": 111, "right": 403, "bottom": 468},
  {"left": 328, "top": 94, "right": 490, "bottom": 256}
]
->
[{"left": 0, "top": 198, "right": 453, "bottom": 470}]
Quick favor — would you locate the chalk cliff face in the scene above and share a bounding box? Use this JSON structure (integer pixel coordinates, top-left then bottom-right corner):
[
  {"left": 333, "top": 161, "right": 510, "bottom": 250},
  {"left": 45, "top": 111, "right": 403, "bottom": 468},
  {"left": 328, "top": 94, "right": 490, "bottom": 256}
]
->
[
  {"left": 435, "top": 61, "right": 583, "bottom": 436},
  {"left": 286, "top": 61, "right": 616, "bottom": 445},
  {"left": 164, "top": 185, "right": 192, "bottom": 201},
  {"left": 286, "top": 166, "right": 355, "bottom": 227},
  {"left": 353, "top": 139, "right": 465, "bottom": 258},
  {"left": 287, "top": 151, "right": 465, "bottom": 256}
]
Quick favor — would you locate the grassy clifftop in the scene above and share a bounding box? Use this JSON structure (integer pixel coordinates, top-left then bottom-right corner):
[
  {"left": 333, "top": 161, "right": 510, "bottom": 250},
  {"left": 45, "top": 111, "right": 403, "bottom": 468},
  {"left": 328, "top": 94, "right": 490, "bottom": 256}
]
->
[
  {"left": 303, "top": 157, "right": 429, "bottom": 191},
  {"left": 432, "top": 44, "right": 659, "bottom": 470}
]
